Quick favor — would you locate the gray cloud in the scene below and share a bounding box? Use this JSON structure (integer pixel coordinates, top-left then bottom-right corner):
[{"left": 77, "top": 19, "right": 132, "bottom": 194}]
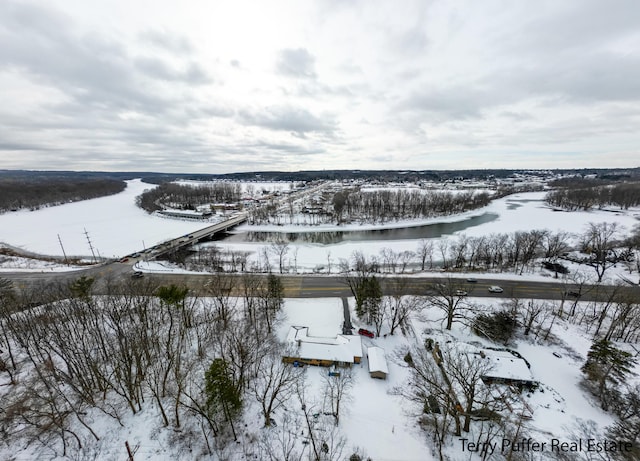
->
[
  {"left": 1, "top": 0, "right": 639, "bottom": 173},
  {"left": 0, "top": 0, "right": 233, "bottom": 172},
  {"left": 238, "top": 105, "right": 337, "bottom": 136},
  {"left": 139, "top": 29, "right": 194, "bottom": 54},
  {"left": 399, "top": 86, "right": 486, "bottom": 120},
  {"left": 276, "top": 48, "right": 317, "bottom": 79},
  {"left": 134, "top": 57, "right": 211, "bottom": 84}
]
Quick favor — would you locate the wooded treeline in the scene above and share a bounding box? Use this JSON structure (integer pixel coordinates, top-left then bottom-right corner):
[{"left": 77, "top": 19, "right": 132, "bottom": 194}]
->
[
  {"left": 335, "top": 189, "right": 493, "bottom": 222},
  {"left": 0, "top": 274, "right": 357, "bottom": 460},
  {"left": 247, "top": 188, "right": 500, "bottom": 226},
  {"left": 0, "top": 178, "right": 126, "bottom": 213},
  {"left": 137, "top": 183, "right": 243, "bottom": 213},
  {"left": 545, "top": 180, "right": 640, "bottom": 210},
  {"left": 188, "top": 222, "right": 639, "bottom": 286}
]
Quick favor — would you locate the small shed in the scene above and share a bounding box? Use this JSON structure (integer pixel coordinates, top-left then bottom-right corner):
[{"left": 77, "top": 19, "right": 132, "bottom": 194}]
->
[{"left": 367, "top": 346, "right": 389, "bottom": 379}]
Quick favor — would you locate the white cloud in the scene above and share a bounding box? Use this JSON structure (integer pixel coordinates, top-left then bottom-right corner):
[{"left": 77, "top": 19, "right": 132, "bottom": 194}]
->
[{"left": 1, "top": 0, "right": 639, "bottom": 173}]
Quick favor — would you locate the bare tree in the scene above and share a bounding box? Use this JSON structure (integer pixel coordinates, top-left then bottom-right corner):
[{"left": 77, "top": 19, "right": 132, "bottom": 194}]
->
[
  {"left": 398, "top": 250, "right": 415, "bottom": 273},
  {"left": 580, "top": 222, "right": 623, "bottom": 282},
  {"left": 417, "top": 239, "right": 434, "bottom": 271},
  {"left": 257, "top": 412, "right": 306, "bottom": 461},
  {"left": 260, "top": 246, "right": 273, "bottom": 273},
  {"left": 426, "top": 277, "right": 475, "bottom": 330},
  {"left": 543, "top": 230, "right": 572, "bottom": 261},
  {"left": 438, "top": 240, "right": 449, "bottom": 269},
  {"left": 204, "top": 273, "right": 238, "bottom": 329},
  {"left": 0, "top": 277, "right": 17, "bottom": 383},
  {"left": 270, "top": 236, "right": 290, "bottom": 274},
  {"left": 519, "top": 299, "right": 549, "bottom": 336},
  {"left": 322, "top": 368, "right": 355, "bottom": 425},
  {"left": 380, "top": 247, "right": 400, "bottom": 273},
  {"left": 253, "top": 344, "right": 303, "bottom": 427},
  {"left": 441, "top": 345, "right": 495, "bottom": 433},
  {"left": 394, "top": 345, "right": 461, "bottom": 457},
  {"left": 384, "top": 279, "right": 424, "bottom": 335}
]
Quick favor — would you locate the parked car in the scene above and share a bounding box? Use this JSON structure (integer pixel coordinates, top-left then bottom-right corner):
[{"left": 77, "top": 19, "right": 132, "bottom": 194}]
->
[
  {"left": 488, "top": 286, "right": 503, "bottom": 293},
  {"left": 119, "top": 257, "right": 129, "bottom": 263},
  {"left": 358, "top": 328, "right": 375, "bottom": 338},
  {"left": 565, "top": 290, "right": 581, "bottom": 298},
  {"left": 132, "top": 271, "right": 144, "bottom": 278},
  {"left": 454, "top": 290, "right": 468, "bottom": 296}
]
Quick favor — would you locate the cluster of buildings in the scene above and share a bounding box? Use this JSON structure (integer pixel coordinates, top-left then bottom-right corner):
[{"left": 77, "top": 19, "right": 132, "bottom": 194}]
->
[{"left": 282, "top": 326, "right": 389, "bottom": 379}]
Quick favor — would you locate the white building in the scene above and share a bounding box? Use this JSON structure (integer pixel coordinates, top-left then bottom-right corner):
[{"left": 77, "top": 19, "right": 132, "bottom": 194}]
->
[
  {"left": 367, "top": 346, "right": 389, "bottom": 379},
  {"left": 283, "top": 326, "right": 363, "bottom": 367}
]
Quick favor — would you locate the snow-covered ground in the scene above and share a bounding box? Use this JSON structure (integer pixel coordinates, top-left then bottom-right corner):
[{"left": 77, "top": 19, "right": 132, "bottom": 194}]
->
[
  {"left": 407, "top": 296, "right": 626, "bottom": 461},
  {"left": 1, "top": 183, "right": 639, "bottom": 284},
  {"left": 0, "top": 179, "right": 217, "bottom": 259},
  {"left": 274, "top": 298, "right": 430, "bottom": 461},
  {"left": 208, "top": 191, "right": 640, "bottom": 278},
  {"left": 270, "top": 295, "right": 629, "bottom": 461},
  {"left": 1, "top": 180, "right": 639, "bottom": 460}
]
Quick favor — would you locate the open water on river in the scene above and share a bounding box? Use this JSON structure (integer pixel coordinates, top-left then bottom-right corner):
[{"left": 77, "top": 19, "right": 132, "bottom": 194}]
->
[{"left": 219, "top": 212, "right": 499, "bottom": 245}]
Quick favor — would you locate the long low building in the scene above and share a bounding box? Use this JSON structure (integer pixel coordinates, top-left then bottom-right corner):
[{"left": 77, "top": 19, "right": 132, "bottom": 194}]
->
[
  {"left": 283, "top": 326, "right": 363, "bottom": 367},
  {"left": 158, "top": 209, "right": 213, "bottom": 220}
]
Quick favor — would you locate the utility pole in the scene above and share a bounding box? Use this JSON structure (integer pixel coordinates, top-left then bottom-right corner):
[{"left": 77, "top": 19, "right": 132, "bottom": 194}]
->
[
  {"left": 57, "top": 234, "right": 69, "bottom": 265},
  {"left": 84, "top": 228, "right": 97, "bottom": 263}
]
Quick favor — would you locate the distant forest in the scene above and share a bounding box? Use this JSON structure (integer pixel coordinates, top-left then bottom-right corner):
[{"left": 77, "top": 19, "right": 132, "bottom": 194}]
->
[
  {"left": 545, "top": 178, "right": 640, "bottom": 210},
  {"left": 137, "top": 182, "right": 243, "bottom": 213},
  {"left": 0, "top": 177, "right": 126, "bottom": 214}
]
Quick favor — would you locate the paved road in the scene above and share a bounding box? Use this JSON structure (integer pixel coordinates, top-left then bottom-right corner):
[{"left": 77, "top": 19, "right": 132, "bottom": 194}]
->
[{"left": 4, "top": 265, "right": 637, "bottom": 303}]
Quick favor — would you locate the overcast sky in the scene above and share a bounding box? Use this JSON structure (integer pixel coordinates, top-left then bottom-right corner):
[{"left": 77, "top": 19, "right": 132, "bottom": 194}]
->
[{"left": 1, "top": 0, "right": 639, "bottom": 174}]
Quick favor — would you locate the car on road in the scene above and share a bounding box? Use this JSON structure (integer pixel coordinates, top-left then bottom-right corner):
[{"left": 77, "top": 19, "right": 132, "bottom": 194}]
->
[
  {"left": 488, "top": 286, "right": 503, "bottom": 293},
  {"left": 132, "top": 271, "right": 144, "bottom": 278},
  {"left": 454, "top": 290, "right": 468, "bottom": 296},
  {"left": 565, "top": 290, "right": 581, "bottom": 298},
  {"left": 119, "top": 257, "right": 129, "bottom": 263},
  {"left": 358, "top": 328, "right": 375, "bottom": 338},
  {"left": 466, "top": 278, "right": 478, "bottom": 283}
]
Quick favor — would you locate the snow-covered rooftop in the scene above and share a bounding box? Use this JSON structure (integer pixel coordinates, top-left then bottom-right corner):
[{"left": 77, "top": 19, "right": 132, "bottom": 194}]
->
[
  {"left": 286, "top": 326, "right": 362, "bottom": 363},
  {"left": 367, "top": 346, "right": 389, "bottom": 374},
  {"left": 480, "top": 349, "right": 534, "bottom": 383}
]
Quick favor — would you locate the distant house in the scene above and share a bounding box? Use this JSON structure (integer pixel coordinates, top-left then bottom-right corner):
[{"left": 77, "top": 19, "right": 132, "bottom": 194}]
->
[
  {"left": 367, "top": 346, "right": 389, "bottom": 379},
  {"left": 282, "top": 326, "right": 362, "bottom": 367}
]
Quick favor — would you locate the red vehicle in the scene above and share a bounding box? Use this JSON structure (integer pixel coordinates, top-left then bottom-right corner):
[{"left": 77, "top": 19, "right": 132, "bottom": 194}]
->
[{"left": 358, "top": 328, "right": 375, "bottom": 338}]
